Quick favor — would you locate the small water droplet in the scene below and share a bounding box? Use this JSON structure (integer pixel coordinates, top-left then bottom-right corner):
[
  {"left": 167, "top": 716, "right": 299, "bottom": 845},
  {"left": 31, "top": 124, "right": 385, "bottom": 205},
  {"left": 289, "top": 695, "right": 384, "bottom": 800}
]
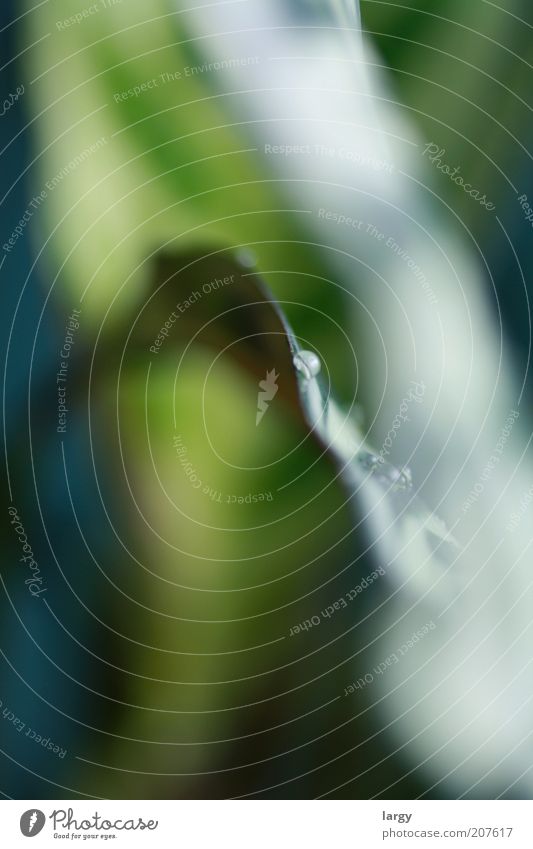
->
[
  {"left": 360, "top": 451, "right": 381, "bottom": 471},
  {"left": 359, "top": 452, "right": 412, "bottom": 491},
  {"left": 388, "top": 465, "right": 412, "bottom": 491},
  {"left": 399, "top": 466, "right": 412, "bottom": 489},
  {"left": 293, "top": 350, "right": 321, "bottom": 380}
]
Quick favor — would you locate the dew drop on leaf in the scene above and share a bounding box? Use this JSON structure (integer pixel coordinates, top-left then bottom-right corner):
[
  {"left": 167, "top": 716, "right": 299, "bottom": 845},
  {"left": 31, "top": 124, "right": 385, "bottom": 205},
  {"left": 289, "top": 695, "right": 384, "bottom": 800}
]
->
[{"left": 293, "top": 350, "right": 321, "bottom": 380}]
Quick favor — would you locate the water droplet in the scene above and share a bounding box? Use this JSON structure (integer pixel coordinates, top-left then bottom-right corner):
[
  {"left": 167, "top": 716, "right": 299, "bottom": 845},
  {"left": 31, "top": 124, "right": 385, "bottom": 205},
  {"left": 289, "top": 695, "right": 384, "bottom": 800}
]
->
[
  {"left": 360, "top": 451, "right": 381, "bottom": 471},
  {"left": 293, "top": 350, "right": 321, "bottom": 380},
  {"left": 359, "top": 452, "right": 412, "bottom": 491},
  {"left": 388, "top": 465, "right": 412, "bottom": 491}
]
